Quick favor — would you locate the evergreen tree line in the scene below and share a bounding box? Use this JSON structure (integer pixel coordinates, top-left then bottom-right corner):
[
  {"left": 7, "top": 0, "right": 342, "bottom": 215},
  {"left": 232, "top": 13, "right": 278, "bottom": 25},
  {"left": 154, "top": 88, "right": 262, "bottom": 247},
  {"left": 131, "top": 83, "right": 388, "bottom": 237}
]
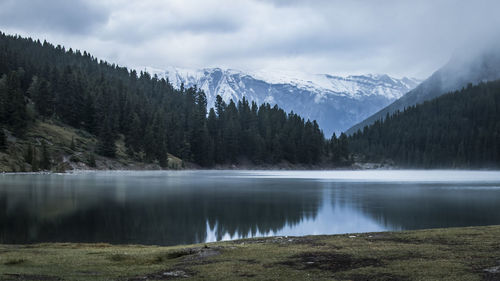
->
[
  {"left": 0, "top": 32, "right": 349, "bottom": 167},
  {"left": 349, "top": 80, "right": 500, "bottom": 168}
]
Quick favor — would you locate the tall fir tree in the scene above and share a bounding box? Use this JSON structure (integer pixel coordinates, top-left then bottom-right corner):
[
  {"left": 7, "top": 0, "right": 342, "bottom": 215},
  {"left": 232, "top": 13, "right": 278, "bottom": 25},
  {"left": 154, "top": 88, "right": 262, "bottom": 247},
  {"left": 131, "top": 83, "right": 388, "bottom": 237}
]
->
[
  {"left": 40, "top": 140, "right": 51, "bottom": 170},
  {"left": 0, "top": 127, "right": 6, "bottom": 151},
  {"left": 97, "top": 117, "right": 116, "bottom": 158}
]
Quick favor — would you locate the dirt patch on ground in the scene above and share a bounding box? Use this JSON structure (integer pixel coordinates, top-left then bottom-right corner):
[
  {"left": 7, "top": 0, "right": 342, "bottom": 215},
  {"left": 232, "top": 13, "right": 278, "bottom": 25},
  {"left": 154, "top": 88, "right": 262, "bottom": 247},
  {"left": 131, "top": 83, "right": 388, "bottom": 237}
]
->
[
  {"left": 484, "top": 265, "right": 500, "bottom": 274},
  {"left": 108, "top": 253, "right": 132, "bottom": 262},
  {"left": 380, "top": 251, "right": 427, "bottom": 262},
  {"left": 368, "top": 234, "right": 468, "bottom": 247},
  {"left": 480, "top": 264, "right": 500, "bottom": 281},
  {"left": 482, "top": 273, "right": 500, "bottom": 281},
  {"left": 160, "top": 246, "right": 221, "bottom": 262},
  {"left": 342, "top": 272, "right": 410, "bottom": 281},
  {"left": 236, "top": 272, "right": 257, "bottom": 278},
  {"left": 165, "top": 249, "right": 195, "bottom": 260},
  {"left": 182, "top": 247, "right": 220, "bottom": 261},
  {"left": 129, "top": 246, "right": 223, "bottom": 280},
  {"left": 468, "top": 259, "right": 500, "bottom": 281},
  {"left": 367, "top": 235, "right": 421, "bottom": 245},
  {"left": 75, "top": 271, "right": 100, "bottom": 276},
  {"left": 235, "top": 236, "right": 326, "bottom": 247},
  {"left": 2, "top": 274, "right": 62, "bottom": 281},
  {"left": 3, "top": 259, "right": 27, "bottom": 265},
  {"left": 148, "top": 246, "right": 222, "bottom": 264},
  {"left": 238, "top": 259, "right": 260, "bottom": 264},
  {"left": 127, "top": 269, "right": 194, "bottom": 281},
  {"left": 278, "top": 251, "right": 383, "bottom": 273}
]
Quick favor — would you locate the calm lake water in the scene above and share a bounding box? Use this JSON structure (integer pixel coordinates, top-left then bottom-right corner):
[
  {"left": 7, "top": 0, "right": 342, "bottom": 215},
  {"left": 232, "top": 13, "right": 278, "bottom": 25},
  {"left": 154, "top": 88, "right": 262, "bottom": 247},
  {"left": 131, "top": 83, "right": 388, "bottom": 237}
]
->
[{"left": 1, "top": 170, "right": 500, "bottom": 246}]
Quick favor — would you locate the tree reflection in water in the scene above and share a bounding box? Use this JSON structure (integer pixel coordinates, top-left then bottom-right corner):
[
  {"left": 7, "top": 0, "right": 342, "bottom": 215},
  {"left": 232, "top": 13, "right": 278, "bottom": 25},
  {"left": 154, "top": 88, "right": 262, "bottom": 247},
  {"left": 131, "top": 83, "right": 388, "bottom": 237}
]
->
[{"left": 2, "top": 171, "right": 500, "bottom": 246}]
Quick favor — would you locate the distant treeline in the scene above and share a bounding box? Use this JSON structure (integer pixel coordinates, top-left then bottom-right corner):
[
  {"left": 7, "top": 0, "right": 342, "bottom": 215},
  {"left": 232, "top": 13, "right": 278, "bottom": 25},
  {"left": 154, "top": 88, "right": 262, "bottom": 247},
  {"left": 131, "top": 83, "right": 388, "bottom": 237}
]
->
[
  {"left": 349, "top": 80, "right": 500, "bottom": 168},
  {"left": 0, "top": 32, "right": 349, "bottom": 167}
]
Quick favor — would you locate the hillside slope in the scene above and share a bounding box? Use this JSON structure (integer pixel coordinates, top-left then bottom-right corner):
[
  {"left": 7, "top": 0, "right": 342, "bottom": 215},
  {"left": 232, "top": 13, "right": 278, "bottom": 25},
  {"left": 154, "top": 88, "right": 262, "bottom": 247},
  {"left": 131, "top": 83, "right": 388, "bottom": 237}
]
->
[
  {"left": 0, "top": 121, "right": 183, "bottom": 172},
  {"left": 347, "top": 48, "right": 500, "bottom": 135},
  {"left": 349, "top": 79, "right": 500, "bottom": 167}
]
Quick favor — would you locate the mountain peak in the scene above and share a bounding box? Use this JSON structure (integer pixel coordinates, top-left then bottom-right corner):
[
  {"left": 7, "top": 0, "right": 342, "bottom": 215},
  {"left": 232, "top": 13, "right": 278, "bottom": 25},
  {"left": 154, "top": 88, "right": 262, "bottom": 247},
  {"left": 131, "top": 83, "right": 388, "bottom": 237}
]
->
[{"left": 157, "top": 67, "right": 421, "bottom": 135}]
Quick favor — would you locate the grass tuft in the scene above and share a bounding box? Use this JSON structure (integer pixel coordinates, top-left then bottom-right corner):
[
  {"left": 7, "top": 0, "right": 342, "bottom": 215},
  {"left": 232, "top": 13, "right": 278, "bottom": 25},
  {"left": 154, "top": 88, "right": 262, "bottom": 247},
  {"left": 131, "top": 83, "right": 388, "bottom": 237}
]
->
[{"left": 4, "top": 258, "right": 26, "bottom": 265}]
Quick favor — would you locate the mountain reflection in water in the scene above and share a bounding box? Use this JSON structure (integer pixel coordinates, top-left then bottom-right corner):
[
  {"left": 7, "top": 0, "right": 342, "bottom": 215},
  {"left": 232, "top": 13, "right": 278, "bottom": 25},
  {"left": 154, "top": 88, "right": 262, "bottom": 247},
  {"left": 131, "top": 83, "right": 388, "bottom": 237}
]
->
[{"left": 1, "top": 170, "right": 500, "bottom": 246}]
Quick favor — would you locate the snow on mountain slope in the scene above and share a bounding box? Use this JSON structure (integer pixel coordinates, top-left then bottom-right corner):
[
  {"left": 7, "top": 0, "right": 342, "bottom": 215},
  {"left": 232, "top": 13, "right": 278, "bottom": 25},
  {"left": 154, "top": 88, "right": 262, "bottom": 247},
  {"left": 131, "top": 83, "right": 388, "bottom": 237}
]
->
[{"left": 151, "top": 66, "right": 421, "bottom": 136}]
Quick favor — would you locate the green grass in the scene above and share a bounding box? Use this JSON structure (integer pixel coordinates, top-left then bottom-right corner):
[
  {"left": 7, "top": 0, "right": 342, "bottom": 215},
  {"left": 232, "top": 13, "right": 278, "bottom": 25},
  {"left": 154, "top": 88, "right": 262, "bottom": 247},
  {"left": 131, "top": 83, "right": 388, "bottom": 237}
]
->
[
  {"left": 0, "top": 120, "right": 185, "bottom": 172},
  {"left": 1, "top": 225, "right": 500, "bottom": 280},
  {"left": 0, "top": 120, "right": 97, "bottom": 172}
]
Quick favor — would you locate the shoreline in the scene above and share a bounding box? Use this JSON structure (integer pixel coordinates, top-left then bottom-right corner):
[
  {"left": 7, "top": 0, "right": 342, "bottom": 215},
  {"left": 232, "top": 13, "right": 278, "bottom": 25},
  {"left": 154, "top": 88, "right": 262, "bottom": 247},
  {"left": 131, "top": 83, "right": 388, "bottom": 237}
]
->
[
  {"left": 2, "top": 166, "right": 500, "bottom": 175},
  {"left": 1, "top": 225, "right": 499, "bottom": 280}
]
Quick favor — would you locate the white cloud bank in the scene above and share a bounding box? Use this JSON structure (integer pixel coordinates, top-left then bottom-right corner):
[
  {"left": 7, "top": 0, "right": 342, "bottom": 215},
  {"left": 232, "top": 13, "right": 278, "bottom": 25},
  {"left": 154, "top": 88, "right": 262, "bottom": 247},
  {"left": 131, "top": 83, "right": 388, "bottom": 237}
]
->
[{"left": 1, "top": 0, "right": 499, "bottom": 78}]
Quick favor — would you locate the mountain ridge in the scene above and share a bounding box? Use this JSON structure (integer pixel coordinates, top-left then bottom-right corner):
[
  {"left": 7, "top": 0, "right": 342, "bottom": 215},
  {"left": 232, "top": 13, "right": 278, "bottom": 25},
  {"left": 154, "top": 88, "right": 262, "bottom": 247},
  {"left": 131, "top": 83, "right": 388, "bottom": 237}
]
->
[
  {"left": 348, "top": 78, "right": 500, "bottom": 167},
  {"left": 346, "top": 47, "right": 500, "bottom": 135},
  {"left": 150, "top": 66, "right": 421, "bottom": 135}
]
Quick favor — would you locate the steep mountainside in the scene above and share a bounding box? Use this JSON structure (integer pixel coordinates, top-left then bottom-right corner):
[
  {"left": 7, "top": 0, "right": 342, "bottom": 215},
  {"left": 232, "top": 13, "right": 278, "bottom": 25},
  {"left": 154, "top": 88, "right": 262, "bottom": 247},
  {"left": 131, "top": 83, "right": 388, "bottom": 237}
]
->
[
  {"left": 154, "top": 67, "right": 420, "bottom": 136},
  {"left": 349, "top": 79, "right": 500, "bottom": 168},
  {"left": 347, "top": 48, "right": 500, "bottom": 135}
]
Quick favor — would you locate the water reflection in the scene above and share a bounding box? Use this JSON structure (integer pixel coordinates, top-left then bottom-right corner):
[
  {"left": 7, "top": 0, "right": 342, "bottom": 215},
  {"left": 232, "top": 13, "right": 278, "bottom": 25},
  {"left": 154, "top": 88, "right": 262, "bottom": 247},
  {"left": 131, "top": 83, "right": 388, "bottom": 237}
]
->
[
  {"left": 1, "top": 171, "right": 500, "bottom": 246},
  {"left": 339, "top": 182, "right": 500, "bottom": 230},
  {"left": 0, "top": 172, "right": 322, "bottom": 245}
]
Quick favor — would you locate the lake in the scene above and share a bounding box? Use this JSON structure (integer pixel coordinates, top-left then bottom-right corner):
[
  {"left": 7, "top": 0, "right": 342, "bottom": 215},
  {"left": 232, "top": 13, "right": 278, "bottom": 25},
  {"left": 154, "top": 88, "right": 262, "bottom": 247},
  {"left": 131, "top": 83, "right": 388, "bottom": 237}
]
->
[{"left": 1, "top": 170, "right": 500, "bottom": 246}]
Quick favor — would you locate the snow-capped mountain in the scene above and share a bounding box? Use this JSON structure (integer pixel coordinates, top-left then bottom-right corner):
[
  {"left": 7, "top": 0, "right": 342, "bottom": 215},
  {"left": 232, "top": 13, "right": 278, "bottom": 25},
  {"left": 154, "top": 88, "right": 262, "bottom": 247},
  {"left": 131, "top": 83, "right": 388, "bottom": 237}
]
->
[{"left": 151, "top": 67, "right": 421, "bottom": 135}]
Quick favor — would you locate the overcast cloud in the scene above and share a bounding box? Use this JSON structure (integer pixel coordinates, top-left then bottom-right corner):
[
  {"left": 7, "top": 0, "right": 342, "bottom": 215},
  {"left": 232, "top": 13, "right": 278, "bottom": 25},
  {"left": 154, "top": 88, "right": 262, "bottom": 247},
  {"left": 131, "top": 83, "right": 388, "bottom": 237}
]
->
[{"left": 1, "top": 0, "right": 499, "bottom": 78}]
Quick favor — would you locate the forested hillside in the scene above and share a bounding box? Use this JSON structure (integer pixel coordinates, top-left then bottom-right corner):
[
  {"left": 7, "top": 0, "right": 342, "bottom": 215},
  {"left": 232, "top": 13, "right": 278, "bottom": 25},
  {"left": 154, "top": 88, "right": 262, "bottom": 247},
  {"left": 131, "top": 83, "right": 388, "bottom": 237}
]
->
[
  {"left": 347, "top": 47, "right": 500, "bottom": 135},
  {"left": 0, "top": 32, "right": 348, "bottom": 171},
  {"left": 349, "top": 80, "right": 500, "bottom": 168}
]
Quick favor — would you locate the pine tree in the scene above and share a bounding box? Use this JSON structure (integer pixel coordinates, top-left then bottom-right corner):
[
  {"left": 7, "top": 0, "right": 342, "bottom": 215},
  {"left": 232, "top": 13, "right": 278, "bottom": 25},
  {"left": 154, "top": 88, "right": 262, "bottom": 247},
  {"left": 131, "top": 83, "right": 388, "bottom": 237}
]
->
[
  {"left": 157, "top": 143, "right": 168, "bottom": 168},
  {"left": 87, "top": 152, "right": 97, "bottom": 168},
  {"left": 338, "top": 133, "right": 349, "bottom": 161},
  {"left": 5, "top": 71, "right": 28, "bottom": 135},
  {"left": 330, "top": 133, "right": 340, "bottom": 162},
  {"left": 29, "top": 77, "right": 54, "bottom": 118},
  {"left": 82, "top": 92, "right": 96, "bottom": 133},
  {"left": 215, "top": 95, "right": 226, "bottom": 117},
  {"left": 141, "top": 123, "right": 152, "bottom": 160},
  {"left": 190, "top": 90, "right": 210, "bottom": 165},
  {"left": 0, "top": 75, "right": 6, "bottom": 123},
  {"left": 25, "top": 143, "right": 34, "bottom": 165},
  {"left": 40, "top": 140, "right": 51, "bottom": 170},
  {"left": 97, "top": 118, "right": 116, "bottom": 158},
  {"left": 126, "top": 112, "right": 143, "bottom": 153},
  {"left": 0, "top": 127, "right": 6, "bottom": 151},
  {"left": 56, "top": 66, "right": 84, "bottom": 127},
  {"left": 70, "top": 136, "right": 76, "bottom": 150},
  {"left": 31, "top": 146, "right": 39, "bottom": 172}
]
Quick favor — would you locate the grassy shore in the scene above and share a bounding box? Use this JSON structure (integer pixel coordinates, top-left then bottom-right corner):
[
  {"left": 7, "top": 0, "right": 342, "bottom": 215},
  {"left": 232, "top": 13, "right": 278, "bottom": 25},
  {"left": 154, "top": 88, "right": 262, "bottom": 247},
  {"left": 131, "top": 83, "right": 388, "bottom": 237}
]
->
[{"left": 1, "top": 226, "right": 500, "bottom": 280}]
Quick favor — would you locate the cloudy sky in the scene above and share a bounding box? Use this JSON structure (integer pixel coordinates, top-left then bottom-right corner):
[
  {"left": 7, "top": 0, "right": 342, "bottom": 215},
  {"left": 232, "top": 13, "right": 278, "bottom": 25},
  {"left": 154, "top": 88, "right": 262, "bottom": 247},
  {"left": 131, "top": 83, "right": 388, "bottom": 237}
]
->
[{"left": 1, "top": 0, "right": 499, "bottom": 79}]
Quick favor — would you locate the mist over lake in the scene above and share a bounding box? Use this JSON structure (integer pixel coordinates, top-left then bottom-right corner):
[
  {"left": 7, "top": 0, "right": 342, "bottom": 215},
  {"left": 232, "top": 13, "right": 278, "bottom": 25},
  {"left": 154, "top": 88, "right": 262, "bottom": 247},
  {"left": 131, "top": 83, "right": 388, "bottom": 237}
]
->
[{"left": 1, "top": 170, "right": 500, "bottom": 246}]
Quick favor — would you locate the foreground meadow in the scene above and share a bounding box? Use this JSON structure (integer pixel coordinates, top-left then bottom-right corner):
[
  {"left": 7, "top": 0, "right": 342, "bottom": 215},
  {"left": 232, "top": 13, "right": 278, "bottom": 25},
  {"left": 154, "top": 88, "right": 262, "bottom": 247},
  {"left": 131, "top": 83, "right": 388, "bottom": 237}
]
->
[{"left": 1, "top": 225, "right": 500, "bottom": 280}]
